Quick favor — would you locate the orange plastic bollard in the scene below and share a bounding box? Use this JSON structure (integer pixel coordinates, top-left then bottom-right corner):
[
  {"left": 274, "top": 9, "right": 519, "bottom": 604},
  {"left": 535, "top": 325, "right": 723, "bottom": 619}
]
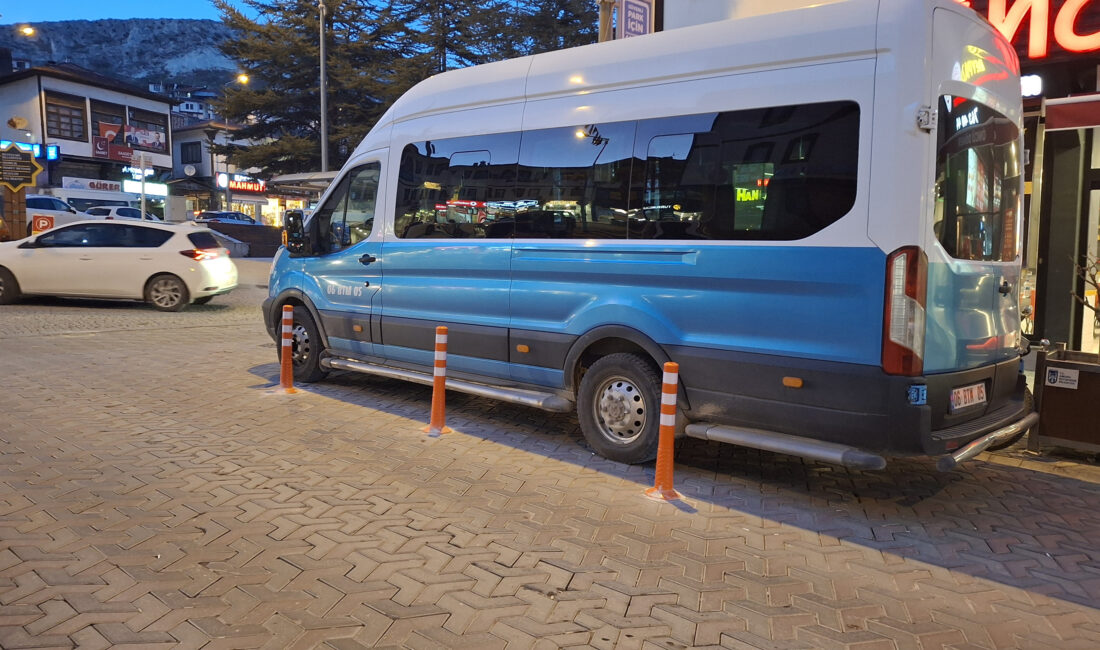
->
[
  {"left": 645, "top": 361, "right": 681, "bottom": 501},
  {"left": 279, "top": 305, "right": 297, "bottom": 393},
  {"left": 423, "top": 326, "right": 452, "bottom": 434}
]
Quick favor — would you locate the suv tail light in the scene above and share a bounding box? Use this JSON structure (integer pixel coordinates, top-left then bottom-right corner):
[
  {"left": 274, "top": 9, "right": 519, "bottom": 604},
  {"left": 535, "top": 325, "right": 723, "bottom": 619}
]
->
[
  {"left": 180, "top": 248, "right": 222, "bottom": 261},
  {"left": 882, "top": 246, "right": 927, "bottom": 376}
]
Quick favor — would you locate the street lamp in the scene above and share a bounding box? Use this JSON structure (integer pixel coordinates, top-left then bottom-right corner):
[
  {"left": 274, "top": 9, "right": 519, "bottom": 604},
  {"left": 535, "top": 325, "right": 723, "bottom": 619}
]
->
[
  {"left": 203, "top": 127, "right": 231, "bottom": 211},
  {"left": 318, "top": 0, "right": 328, "bottom": 172}
]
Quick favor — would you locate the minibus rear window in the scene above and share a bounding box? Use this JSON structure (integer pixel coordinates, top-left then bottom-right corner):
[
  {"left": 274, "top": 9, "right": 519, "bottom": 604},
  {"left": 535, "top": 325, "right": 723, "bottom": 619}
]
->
[{"left": 934, "top": 97, "right": 1021, "bottom": 262}]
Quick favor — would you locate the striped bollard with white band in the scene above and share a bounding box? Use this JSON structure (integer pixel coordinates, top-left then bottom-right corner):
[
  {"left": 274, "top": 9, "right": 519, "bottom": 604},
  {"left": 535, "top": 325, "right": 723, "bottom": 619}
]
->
[
  {"left": 423, "top": 326, "right": 452, "bottom": 434},
  {"left": 645, "top": 361, "right": 681, "bottom": 501},
  {"left": 279, "top": 305, "right": 297, "bottom": 393}
]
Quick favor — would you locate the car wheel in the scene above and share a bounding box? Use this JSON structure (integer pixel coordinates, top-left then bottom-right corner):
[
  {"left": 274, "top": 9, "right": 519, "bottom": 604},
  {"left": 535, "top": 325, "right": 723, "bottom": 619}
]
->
[
  {"left": 145, "top": 274, "right": 190, "bottom": 311},
  {"left": 283, "top": 305, "right": 328, "bottom": 382},
  {"left": 0, "top": 267, "right": 21, "bottom": 305},
  {"left": 577, "top": 352, "right": 662, "bottom": 464},
  {"left": 192, "top": 296, "right": 214, "bottom": 305}
]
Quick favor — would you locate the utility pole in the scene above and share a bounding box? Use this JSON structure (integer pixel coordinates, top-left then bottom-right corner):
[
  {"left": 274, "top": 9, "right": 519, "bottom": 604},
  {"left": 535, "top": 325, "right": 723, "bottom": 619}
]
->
[
  {"left": 598, "top": 0, "right": 616, "bottom": 42},
  {"left": 318, "top": 0, "right": 329, "bottom": 172}
]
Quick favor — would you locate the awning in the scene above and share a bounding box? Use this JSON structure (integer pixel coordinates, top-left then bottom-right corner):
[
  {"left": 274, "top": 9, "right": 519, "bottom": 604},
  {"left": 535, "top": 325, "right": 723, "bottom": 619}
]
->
[
  {"left": 268, "top": 171, "right": 339, "bottom": 193},
  {"left": 1044, "top": 93, "right": 1100, "bottom": 131}
]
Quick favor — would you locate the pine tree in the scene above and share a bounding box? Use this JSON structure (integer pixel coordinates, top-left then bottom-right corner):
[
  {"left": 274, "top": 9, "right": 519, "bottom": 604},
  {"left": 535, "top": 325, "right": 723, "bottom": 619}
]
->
[
  {"left": 392, "top": 0, "right": 520, "bottom": 75},
  {"left": 518, "top": 0, "right": 597, "bottom": 55},
  {"left": 212, "top": 0, "right": 412, "bottom": 176},
  {"left": 210, "top": 0, "right": 598, "bottom": 176}
]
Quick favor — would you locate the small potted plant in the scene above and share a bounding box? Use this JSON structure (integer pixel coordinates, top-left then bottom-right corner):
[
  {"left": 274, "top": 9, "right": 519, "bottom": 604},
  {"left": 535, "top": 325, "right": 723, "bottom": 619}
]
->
[{"left": 1030, "top": 254, "right": 1100, "bottom": 453}]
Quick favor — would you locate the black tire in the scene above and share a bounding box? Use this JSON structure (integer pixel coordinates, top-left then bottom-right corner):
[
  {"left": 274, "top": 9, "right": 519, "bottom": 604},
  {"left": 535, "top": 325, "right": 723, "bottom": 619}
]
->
[
  {"left": 144, "top": 274, "right": 190, "bottom": 311},
  {"left": 0, "top": 267, "right": 21, "bottom": 305},
  {"left": 282, "top": 305, "right": 328, "bottom": 382},
  {"left": 193, "top": 296, "right": 214, "bottom": 305},
  {"left": 577, "top": 352, "right": 662, "bottom": 464},
  {"left": 987, "top": 387, "right": 1034, "bottom": 451}
]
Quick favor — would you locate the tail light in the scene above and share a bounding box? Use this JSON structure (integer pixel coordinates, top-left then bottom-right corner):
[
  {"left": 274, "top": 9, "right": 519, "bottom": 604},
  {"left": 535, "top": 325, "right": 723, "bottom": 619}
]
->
[
  {"left": 180, "top": 248, "right": 222, "bottom": 261},
  {"left": 882, "top": 246, "right": 927, "bottom": 376}
]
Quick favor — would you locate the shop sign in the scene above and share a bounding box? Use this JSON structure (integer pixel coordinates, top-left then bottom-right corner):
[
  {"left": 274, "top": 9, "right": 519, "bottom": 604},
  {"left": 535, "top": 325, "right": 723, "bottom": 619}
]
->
[
  {"left": 956, "top": 0, "right": 1100, "bottom": 60},
  {"left": 1045, "top": 367, "right": 1080, "bottom": 389},
  {"left": 93, "top": 135, "right": 136, "bottom": 163},
  {"left": 619, "top": 0, "right": 653, "bottom": 38},
  {"left": 122, "top": 180, "right": 168, "bottom": 197},
  {"left": 0, "top": 143, "right": 43, "bottom": 192},
  {"left": 217, "top": 172, "right": 266, "bottom": 193},
  {"left": 62, "top": 177, "right": 122, "bottom": 192}
]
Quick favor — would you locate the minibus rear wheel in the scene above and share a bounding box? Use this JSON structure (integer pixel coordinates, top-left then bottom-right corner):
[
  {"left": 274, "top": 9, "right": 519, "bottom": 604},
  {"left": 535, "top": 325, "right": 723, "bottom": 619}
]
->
[
  {"left": 287, "top": 305, "right": 327, "bottom": 382},
  {"left": 577, "top": 353, "right": 661, "bottom": 464}
]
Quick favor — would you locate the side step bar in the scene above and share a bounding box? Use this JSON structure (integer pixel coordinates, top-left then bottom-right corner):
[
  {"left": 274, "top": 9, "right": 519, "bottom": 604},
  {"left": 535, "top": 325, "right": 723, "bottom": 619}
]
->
[
  {"left": 321, "top": 357, "right": 574, "bottom": 413},
  {"left": 684, "top": 422, "right": 887, "bottom": 470}
]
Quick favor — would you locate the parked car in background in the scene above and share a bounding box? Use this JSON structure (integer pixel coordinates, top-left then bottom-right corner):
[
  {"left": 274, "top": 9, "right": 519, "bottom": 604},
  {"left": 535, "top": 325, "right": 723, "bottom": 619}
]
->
[
  {"left": 0, "top": 221, "right": 237, "bottom": 311},
  {"left": 85, "top": 206, "right": 164, "bottom": 221},
  {"left": 24, "top": 194, "right": 89, "bottom": 236},
  {"left": 194, "top": 211, "right": 257, "bottom": 225}
]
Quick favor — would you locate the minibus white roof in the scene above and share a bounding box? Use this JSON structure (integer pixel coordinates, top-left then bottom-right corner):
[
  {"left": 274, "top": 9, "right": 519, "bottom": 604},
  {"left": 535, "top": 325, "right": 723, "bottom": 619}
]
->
[{"left": 363, "top": 0, "right": 984, "bottom": 150}]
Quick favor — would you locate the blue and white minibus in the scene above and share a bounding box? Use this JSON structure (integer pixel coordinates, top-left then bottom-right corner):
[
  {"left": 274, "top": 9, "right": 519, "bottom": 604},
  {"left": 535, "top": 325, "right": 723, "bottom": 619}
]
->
[{"left": 265, "top": 0, "right": 1038, "bottom": 470}]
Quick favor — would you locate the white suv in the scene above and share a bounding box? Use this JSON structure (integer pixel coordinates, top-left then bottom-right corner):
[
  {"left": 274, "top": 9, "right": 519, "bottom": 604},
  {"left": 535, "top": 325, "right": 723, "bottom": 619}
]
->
[{"left": 25, "top": 195, "right": 88, "bottom": 236}]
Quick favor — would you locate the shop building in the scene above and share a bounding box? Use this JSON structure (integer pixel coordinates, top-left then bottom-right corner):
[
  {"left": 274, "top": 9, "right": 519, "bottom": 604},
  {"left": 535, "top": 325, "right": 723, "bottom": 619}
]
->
[
  {"left": 169, "top": 120, "right": 301, "bottom": 225},
  {"left": 0, "top": 62, "right": 172, "bottom": 218}
]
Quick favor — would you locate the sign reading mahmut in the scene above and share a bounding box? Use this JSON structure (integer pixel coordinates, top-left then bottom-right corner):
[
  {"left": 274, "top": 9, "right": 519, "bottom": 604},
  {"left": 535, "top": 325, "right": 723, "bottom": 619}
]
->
[{"left": 0, "top": 144, "right": 43, "bottom": 192}]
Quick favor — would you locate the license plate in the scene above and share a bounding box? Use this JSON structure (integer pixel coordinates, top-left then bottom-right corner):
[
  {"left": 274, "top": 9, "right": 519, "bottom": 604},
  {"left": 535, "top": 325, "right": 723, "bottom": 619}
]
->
[{"left": 950, "top": 382, "right": 987, "bottom": 412}]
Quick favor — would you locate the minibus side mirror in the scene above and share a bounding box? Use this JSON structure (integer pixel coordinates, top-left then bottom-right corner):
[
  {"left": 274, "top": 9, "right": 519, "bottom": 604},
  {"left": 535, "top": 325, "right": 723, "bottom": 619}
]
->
[{"left": 284, "top": 210, "right": 307, "bottom": 255}]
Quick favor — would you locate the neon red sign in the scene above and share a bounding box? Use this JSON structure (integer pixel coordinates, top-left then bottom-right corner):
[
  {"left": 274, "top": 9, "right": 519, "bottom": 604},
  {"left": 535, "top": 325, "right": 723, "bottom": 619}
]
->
[{"left": 957, "top": 0, "right": 1100, "bottom": 59}]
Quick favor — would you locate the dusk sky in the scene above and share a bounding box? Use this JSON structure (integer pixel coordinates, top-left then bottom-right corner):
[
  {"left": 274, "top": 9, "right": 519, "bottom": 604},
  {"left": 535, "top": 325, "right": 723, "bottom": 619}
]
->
[{"left": 0, "top": 1, "right": 242, "bottom": 23}]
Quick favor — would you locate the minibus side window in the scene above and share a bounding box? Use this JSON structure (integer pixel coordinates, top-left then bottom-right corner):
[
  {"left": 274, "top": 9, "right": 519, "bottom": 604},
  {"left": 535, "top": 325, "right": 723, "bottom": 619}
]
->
[
  {"left": 633, "top": 101, "right": 859, "bottom": 240},
  {"left": 395, "top": 133, "right": 520, "bottom": 239},
  {"left": 933, "top": 97, "right": 1020, "bottom": 262},
  {"left": 310, "top": 162, "right": 379, "bottom": 254},
  {"left": 515, "top": 121, "right": 636, "bottom": 239}
]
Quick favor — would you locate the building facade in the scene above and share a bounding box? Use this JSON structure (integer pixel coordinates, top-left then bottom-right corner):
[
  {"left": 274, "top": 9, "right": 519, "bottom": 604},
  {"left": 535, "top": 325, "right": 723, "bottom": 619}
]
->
[{"left": 0, "top": 63, "right": 173, "bottom": 220}]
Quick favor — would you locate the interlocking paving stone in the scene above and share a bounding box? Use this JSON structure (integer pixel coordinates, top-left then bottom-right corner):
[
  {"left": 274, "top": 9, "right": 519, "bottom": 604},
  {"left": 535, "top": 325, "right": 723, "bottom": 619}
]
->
[{"left": 1, "top": 282, "right": 1100, "bottom": 647}]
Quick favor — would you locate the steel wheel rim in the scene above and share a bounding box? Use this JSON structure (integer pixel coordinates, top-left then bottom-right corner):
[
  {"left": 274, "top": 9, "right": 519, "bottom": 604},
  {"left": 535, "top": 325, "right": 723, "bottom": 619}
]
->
[
  {"left": 291, "top": 323, "right": 311, "bottom": 365},
  {"left": 595, "top": 376, "right": 647, "bottom": 444},
  {"left": 150, "top": 278, "right": 182, "bottom": 308}
]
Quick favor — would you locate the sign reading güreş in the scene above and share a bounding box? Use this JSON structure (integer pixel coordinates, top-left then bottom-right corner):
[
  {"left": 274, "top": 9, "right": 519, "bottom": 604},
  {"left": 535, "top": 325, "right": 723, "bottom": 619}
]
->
[
  {"left": 620, "top": 0, "right": 652, "bottom": 38},
  {"left": 956, "top": 0, "right": 1100, "bottom": 60},
  {"left": 0, "top": 143, "right": 43, "bottom": 192}
]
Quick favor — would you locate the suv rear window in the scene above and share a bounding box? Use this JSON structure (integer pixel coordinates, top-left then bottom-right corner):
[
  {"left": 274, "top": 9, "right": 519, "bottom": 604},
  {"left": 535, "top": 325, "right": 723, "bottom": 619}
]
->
[{"left": 187, "top": 232, "right": 221, "bottom": 249}]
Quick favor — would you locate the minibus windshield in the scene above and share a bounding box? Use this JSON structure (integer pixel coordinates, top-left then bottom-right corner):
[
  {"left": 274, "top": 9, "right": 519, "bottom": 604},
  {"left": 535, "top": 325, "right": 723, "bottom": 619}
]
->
[{"left": 933, "top": 96, "right": 1021, "bottom": 262}]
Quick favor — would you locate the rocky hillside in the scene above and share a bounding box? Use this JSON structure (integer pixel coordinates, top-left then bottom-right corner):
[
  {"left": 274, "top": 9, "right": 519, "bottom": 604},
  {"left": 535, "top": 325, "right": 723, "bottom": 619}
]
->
[{"left": 0, "top": 19, "right": 238, "bottom": 87}]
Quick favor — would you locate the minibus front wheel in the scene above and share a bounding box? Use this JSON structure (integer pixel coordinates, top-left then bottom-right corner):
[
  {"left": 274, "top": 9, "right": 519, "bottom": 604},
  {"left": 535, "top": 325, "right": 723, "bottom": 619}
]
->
[
  {"left": 577, "top": 353, "right": 661, "bottom": 464},
  {"left": 285, "top": 305, "right": 328, "bottom": 382}
]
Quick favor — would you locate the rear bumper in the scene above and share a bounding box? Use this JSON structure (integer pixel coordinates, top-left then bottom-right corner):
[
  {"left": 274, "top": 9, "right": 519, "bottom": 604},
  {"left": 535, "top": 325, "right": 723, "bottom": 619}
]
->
[{"left": 670, "top": 345, "right": 1030, "bottom": 457}]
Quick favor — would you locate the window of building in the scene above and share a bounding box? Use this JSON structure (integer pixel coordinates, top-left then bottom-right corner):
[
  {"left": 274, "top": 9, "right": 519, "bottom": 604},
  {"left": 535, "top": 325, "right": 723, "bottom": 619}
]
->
[
  {"left": 127, "top": 107, "right": 169, "bottom": 153},
  {"left": 90, "top": 100, "right": 125, "bottom": 145},
  {"left": 180, "top": 141, "right": 203, "bottom": 164},
  {"left": 45, "top": 92, "right": 87, "bottom": 142}
]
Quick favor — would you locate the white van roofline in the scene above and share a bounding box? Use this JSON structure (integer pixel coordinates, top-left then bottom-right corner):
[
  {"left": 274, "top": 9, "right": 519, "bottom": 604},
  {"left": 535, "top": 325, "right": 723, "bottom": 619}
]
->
[{"left": 359, "top": 0, "right": 989, "bottom": 160}]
